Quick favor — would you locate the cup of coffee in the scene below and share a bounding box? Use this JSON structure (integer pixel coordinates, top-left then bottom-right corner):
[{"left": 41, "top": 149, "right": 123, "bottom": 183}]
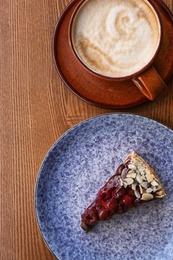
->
[{"left": 69, "top": 0, "right": 167, "bottom": 100}]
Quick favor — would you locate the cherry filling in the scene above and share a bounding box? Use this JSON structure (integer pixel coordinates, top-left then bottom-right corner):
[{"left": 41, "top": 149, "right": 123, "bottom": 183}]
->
[{"left": 81, "top": 162, "right": 145, "bottom": 232}]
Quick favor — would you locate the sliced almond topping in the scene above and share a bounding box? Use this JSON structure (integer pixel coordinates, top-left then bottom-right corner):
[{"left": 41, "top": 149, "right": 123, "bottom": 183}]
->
[
  {"left": 136, "top": 169, "right": 140, "bottom": 175},
  {"left": 146, "top": 188, "right": 153, "bottom": 193},
  {"left": 128, "top": 170, "right": 136, "bottom": 174},
  {"left": 151, "top": 180, "right": 159, "bottom": 186},
  {"left": 124, "top": 178, "right": 134, "bottom": 185},
  {"left": 134, "top": 190, "right": 141, "bottom": 199},
  {"left": 145, "top": 168, "right": 151, "bottom": 175},
  {"left": 141, "top": 175, "right": 147, "bottom": 181},
  {"left": 126, "top": 172, "right": 136, "bottom": 179},
  {"left": 119, "top": 178, "right": 123, "bottom": 186},
  {"left": 146, "top": 172, "right": 154, "bottom": 182},
  {"left": 128, "top": 164, "right": 136, "bottom": 170},
  {"left": 138, "top": 165, "right": 145, "bottom": 172},
  {"left": 121, "top": 168, "right": 128, "bottom": 179},
  {"left": 139, "top": 185, "right": 144, "bottom": 194},
  {"left": 133, "top": 158, "right": 141, "bottom": 166},
  {"left": 141, "top": 193, "right": 154, "bottom": 201},
  {"left": 136, "top": 174, "right": 142, "bottom": 184},
  {"left": 140, "top": 170, "right": 145, "bottom": 176},
  {"left": 132, "top": 183, "right": 137, "bottom": 191},
  {"left": 141, "top": 181, "right": 148, "bottom": 189},
  {"left": 123, "top": 181, "right": 128, "bottom": 188}
]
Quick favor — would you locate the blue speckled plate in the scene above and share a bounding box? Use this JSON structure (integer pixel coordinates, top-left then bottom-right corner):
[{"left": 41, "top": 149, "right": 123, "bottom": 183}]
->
[{"left": 35, "top": 114, "right": 173, "bottom": 260}]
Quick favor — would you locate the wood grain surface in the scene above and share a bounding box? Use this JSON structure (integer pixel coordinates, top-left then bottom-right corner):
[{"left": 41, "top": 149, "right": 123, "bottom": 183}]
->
[{"left": 0, "top": 0, "right": 173, "bottom": 259}]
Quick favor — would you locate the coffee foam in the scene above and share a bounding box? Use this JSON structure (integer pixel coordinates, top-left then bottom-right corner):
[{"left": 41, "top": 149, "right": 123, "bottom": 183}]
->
[{"left": 71, "top": 0, "right": 160, "bottom": 77}]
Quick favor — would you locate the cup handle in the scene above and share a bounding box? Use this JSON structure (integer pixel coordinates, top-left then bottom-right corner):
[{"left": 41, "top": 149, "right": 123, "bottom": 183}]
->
[{"left": 132, "top": 66, "right": 167, "bottom": 100}]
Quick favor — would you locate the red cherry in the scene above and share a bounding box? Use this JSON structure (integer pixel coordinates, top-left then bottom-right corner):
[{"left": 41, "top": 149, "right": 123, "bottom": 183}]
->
[
  {"left": 121, "top": 194, "right": 134, "bottom": 208},
  {"left": 127, "top": 189, "right": 135, "bottom": 198},
  {"left": 112, "top": 186, "right": 126, "bottom": 199},
  {"left": 82, "top": 208, "right": 98, "bottom": 225},
  {"left": 117, "top": 204, "right": 128, "bottom": 214},
  {"left": 98, "top": 208, "right": 111, "bottom": 221},
  {"left": 105, "top": 198, "right": 118, "bottom": 212},
  {"left": 97, "top": 186, "right": 114, "bottom": 204}
]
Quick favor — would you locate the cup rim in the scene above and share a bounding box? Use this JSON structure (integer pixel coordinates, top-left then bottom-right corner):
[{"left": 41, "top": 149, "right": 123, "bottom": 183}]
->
[{"left": 69, "top": 0, "right": 162, "bottom": 81}]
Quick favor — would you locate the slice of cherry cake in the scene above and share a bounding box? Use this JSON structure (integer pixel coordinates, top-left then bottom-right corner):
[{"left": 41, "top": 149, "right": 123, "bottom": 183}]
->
[{"left": 81, "top": 151, "right": 166, "bottom": 232}]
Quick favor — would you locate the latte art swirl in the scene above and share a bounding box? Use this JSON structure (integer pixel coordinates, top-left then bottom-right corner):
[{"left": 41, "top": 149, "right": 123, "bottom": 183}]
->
[
  {"left": 72, "top": 0, "right": 160, "bottom": 77},
  {"left": 107, "top": 6, "right": 138, "bottom": 37}
]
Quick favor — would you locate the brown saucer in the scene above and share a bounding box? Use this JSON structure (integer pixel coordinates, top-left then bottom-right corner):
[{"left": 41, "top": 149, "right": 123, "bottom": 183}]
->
[{"left": 53, "top": 0, "right": 173, "bottom": 109}]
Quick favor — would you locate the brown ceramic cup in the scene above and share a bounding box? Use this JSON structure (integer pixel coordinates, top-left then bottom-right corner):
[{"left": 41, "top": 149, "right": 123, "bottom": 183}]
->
[{"left": 69, "top": 0, "right": 167, "bottom": 101}]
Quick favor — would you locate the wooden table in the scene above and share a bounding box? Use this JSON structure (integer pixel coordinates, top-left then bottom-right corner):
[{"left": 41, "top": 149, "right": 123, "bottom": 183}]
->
[{"left": 0, "top": 0, "right": 173, "bottom": 259}]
